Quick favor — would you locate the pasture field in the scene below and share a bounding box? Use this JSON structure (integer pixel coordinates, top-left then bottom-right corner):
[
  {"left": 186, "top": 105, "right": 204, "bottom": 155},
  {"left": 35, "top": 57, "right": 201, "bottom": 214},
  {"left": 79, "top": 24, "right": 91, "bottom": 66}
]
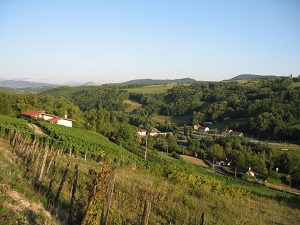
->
[
  {"left": 209, "top": 117, "right": 249, "bottom": 130},
  {"left": 125, "top": 83, "right": 177, "bottom": 94},
  {"left": 288, "top": 82, "right": 300, "bottom": 88},
  {"left": 289, "top": 122, "right": 300, "bottom": 129},
  {"left": 151, "top": 114, "right": 192, "bottom": 125},
  {"left": 123, "top": 99, "right": 142, "bottom": 113},
  {"left": 267, "top": 142, "right": 300, "bottom": 156}
]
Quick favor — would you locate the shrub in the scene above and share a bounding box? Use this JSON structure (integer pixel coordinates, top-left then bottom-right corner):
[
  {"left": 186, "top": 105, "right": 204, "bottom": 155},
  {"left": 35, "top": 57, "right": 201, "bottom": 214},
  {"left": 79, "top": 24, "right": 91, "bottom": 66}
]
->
[{"left": 171, "top": 151, "right": 180, "bottom": 159}]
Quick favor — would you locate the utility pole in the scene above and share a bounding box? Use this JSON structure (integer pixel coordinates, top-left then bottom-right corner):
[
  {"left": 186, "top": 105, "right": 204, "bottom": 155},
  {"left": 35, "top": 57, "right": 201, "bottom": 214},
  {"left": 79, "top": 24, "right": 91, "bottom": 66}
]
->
[{"left": 144, "top": 133, "right": 148, "bottom": 161}]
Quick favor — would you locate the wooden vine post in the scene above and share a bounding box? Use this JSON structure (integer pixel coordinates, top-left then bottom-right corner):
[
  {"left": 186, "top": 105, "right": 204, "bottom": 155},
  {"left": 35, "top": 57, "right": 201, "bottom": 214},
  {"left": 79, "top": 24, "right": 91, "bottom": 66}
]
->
[
  {"left": 38, "top": 144, "right": 49, "bottom": 182},
  {"left": 141, "top": 199, "right": 151, "bottom": 225},
  {"left": 54, "top": 161, "right": 71, "bottom": 206},
  {"left": 47, "top": 150, "right": 59, "bottom": 199},
  {"left": 100, "top": 171, "right": 116, "bottom": 225},
  {"left": 201, "top": 212, "right": 207, "bottom": 225},
  {"left": 68, "top": 164, "right": 79, "bottom": 223}
]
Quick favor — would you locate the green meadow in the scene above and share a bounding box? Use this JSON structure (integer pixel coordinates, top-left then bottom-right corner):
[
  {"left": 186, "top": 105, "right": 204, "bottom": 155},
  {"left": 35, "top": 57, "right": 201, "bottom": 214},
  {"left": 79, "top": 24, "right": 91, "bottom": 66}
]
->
[{"left": 126, "top": 83, "right": 177, "bottom": 94}]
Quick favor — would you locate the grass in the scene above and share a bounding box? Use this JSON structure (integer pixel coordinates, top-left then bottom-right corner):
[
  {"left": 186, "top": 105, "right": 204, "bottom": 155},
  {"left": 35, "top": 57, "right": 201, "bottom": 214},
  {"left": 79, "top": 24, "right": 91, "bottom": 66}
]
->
[
  {"left": 288, "top": 82, "right": 300, "bottom": 89},
  {"left": 288, "top": 122, "right": 300, "bottom": 129},
  {"left": 209, "top": 117, "right": 250, "bottom": 130},
  {"left": 123, "top": 99, "right": 142, "bottom": 113},
  {"left": 125, "top": 83, "right": 177, "bottom": 94},
  {"left": 151, "top": 114, "right": 192, "bottom": 125},
  {"left": 267, "top": 142, "right": 300, "bottom": 156},
  {"left": 111, "top": 165, "right": 300, "bottom": 225},
  {"left": 0, "top": 139, "right": 55, "bottom": 224},
  {"left": 1, "top": 116, "right": 300, "bottom": 224}
]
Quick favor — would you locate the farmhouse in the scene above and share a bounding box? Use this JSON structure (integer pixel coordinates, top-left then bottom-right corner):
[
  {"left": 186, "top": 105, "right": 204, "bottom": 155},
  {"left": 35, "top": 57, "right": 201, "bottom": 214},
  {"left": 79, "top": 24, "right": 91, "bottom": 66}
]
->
[
  {"left": 221, "top": 129, "right": 243, "bottom": 137},
  {"left": 193, "top": 124, "right": 209, "bottom": 133},
  {"left": 221, "top": 129, "right": 232, "bottom": 136},
  {"left": 235, "top": 165, "right": 256, "bottom": 177},
  {"left": 137, "top": 129, "right": 159, "bottom": 136},
  {"left": 231, "top": 131, "right": 244, "bottom": 137},
  {"left": 137, "top": 129, "right": 147, "bottom": 136},
  {"left": 21, "top": 110, "right": 75, "bottom": 127},
  {"left": 216, "top": 158, "right": 232, "bottom": 166}
]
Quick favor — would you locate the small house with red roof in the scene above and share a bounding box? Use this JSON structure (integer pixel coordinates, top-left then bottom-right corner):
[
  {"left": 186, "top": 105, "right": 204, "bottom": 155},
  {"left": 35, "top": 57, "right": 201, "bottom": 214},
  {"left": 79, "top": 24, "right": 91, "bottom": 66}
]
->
[
  {"left": 193, "top": 124, "right": 209, "bottom": 133},
  {"left": 221, "top": 129, "right": 243, "bottom": 137},
  {"left": 21, "top": 110, "right": 75, "bottom": 127}
]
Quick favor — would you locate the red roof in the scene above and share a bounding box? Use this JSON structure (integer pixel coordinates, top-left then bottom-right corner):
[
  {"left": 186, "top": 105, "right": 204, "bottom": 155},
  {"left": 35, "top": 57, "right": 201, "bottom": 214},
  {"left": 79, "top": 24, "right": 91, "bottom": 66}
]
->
[
  {"left": 21, "top": 110, "right": 45, "bottom": 117},
  {"left": 47, "top": 117, "right": 60, "bottom": 122},
  {"left": 21, "top": 110, "right": 75, "bottom": 122}
]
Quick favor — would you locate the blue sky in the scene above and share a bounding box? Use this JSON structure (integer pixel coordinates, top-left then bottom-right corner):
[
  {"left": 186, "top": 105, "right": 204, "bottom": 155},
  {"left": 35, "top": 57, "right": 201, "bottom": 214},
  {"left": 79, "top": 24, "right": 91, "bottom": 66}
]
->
[{"left": 0, "top": 0, "right": 299, "bottom": 83}]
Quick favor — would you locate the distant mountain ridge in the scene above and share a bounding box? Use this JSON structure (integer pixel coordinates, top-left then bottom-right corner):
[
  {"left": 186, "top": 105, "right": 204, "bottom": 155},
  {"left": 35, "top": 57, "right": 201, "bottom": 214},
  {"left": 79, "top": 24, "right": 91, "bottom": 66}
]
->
[
  {"left": 0, "top": 80, "right": 59, "bottom": 88},
  {"left": 119, "top": 78, "right": 197, "bottom": 85},
  {"left": 229, "top": 74, "right": 281, "bottom": 81}
]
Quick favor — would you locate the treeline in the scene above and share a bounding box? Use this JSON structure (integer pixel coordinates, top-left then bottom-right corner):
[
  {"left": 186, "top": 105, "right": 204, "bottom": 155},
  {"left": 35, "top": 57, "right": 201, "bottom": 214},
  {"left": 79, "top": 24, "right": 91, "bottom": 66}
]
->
[
  {"left": 129, "top": 77, "right": 300, "bottom": 140},
  {"left": 2, "top": 77, "right": 299, "bottom": 140}
]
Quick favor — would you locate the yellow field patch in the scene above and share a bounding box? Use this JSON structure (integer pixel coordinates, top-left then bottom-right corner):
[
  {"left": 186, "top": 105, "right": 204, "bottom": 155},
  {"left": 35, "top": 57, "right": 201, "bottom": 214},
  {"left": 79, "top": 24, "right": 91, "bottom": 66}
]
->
[{"left": 123, "top": 99, "right": 142, "bottom": 113}]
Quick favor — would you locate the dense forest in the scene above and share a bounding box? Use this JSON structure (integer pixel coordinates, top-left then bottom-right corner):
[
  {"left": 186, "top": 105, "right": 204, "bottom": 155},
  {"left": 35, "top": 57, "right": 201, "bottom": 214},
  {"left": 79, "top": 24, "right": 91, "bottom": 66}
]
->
[{"left": 0, "top": 76, "right": 300, "bottom": 188}]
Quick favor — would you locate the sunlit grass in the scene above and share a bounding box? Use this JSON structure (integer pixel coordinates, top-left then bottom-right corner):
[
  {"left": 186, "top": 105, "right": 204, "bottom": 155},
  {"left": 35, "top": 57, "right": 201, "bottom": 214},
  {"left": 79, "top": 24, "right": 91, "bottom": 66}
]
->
[
  {"left": 151, "top": 114, "right": 192, "bottom": 124},
  {"left": 123, "top": 99, "right": 142, "bottom": 113},
  {"left": 125, "top": 83, "right": 177, "bottom": 94}
]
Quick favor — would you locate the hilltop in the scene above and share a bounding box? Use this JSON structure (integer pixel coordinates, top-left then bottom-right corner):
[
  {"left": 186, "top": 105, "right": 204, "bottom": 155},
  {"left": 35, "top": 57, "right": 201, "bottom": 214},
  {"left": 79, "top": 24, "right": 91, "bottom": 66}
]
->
[
  {"left": 228, "top": 74, "right": 281, "bottom": 81},
  {"left": 119, "top": 78, "right": 197, "bottom": 85}
]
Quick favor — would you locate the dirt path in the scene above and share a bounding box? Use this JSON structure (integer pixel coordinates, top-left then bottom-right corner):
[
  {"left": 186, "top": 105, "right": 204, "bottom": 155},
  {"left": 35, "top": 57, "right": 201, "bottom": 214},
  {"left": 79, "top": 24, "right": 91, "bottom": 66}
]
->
[
  {"left": 180, "top": 155, "right": 209, "bottom": 168},
  {"left": 5, "top": 190, "right": 55, "bottom": 223},
  {"left": 28, "top": 123, "right": 46, "bottom": 135}
]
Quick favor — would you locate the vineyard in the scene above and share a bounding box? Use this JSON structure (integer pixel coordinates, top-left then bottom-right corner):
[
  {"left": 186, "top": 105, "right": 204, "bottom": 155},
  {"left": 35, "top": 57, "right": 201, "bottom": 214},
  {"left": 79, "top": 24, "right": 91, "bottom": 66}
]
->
[{"left": 1, "top": 115, "right": 300, "bottom": 224}]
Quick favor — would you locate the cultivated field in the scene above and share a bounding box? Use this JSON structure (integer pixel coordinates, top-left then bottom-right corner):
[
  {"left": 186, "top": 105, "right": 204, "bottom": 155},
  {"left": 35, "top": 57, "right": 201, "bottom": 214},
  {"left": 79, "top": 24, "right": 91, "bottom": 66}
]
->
[
  {"left": 151, "top": 114, "right": 192, "bottom": 125},
  {"left": 180, "top": 155, "right": 209, "bottom": 168},
  {"left": 123, "top": 99, "right": 142, "bottom": 113},
  {"left": 125, "top": 83, "right": 177, "bottom": 94}
]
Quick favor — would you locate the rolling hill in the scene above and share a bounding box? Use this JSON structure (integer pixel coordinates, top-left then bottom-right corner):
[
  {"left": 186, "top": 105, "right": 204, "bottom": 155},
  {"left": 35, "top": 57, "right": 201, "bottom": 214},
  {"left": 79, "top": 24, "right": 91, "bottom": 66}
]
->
[
  {"left": 119, "top": 78, "right": 197, "bottom": 85},
  {"left": 228, "top": 74, "right": 281, "bottom": 81}
]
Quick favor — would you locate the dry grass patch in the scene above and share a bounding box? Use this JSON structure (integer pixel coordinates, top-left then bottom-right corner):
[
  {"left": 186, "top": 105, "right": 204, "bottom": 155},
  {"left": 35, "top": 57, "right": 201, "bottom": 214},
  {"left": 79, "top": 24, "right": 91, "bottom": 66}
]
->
[{"left": 181, "top": 155, "right": 209, "bottom": 168}]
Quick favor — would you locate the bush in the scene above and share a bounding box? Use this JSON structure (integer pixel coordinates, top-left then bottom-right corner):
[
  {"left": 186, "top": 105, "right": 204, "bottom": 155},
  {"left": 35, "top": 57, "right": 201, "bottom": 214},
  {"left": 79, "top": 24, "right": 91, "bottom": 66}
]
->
[{"left": 171, "top": 151, "right": 180, "bottom": 159}]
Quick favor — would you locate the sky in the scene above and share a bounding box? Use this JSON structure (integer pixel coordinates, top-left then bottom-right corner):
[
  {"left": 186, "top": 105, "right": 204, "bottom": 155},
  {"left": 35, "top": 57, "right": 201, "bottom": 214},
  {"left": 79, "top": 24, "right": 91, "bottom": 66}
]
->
[{"left": 0, "top": 0, "right": 299, "bottom": 84}]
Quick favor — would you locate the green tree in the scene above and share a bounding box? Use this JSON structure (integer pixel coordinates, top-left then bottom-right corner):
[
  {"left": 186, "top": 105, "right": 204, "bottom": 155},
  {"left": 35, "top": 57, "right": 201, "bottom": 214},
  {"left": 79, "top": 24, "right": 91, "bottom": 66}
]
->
[{"left": 208, "top": 144, "right": 225, "bottom": 159}]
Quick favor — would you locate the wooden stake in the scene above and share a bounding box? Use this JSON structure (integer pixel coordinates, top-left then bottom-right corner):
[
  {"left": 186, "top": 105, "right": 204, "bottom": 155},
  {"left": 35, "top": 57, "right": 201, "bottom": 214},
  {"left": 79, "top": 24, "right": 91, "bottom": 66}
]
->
[
  {"left": 141, "top": 199, "right": 151, "bottom": 225},
  {"left": 100, "top": 172, "right": 116, "bottom": 225},
  {"left": 68, "top": 164, "right": 79, "bottom": 223},
  {"left": 54, "top": 161, "right": 70, "bottom": 205},
  {"left": 38, "top": 145, "right": 49, "bottom": 182},
  {"left": 201, "top": 212, "right": 207, "bottom": 225}
]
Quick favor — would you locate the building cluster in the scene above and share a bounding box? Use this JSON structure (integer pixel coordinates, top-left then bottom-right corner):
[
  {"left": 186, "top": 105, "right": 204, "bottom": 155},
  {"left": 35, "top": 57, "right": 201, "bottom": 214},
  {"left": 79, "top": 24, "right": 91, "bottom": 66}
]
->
[{"left": 21, "top": 110, "right": 75, "bottom": 127}]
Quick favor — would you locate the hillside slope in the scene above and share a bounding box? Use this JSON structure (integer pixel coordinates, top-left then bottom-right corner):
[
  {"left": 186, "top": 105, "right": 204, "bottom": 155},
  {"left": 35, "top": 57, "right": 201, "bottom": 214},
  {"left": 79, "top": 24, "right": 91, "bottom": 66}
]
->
[{"left": 0, "top": 115, "right": 300, "bottom": 224}]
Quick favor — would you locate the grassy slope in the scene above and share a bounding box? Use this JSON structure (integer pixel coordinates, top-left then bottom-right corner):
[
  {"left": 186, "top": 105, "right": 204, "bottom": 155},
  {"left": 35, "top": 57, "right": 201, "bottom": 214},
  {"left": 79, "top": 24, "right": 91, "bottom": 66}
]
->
[
  {"left": 1, "top": 136, "right": 300, "bottom": 224},
  {"left": 123, "top": 99, "right": 143, "bottom": 113},
  {"left": 289, "top": 82, "right": 300, "bottom": 89},
  {"left": 151, "top": 114, "right": 192, "bottom": 125},
  {"left": 125, "top": 83, "right": 177, "bottom": 94},
  {"left": 0, "top": 139, "right": 56, "bottom": 224},
  {"left": 1, "top": 115, "right": 300, "bottom": 224}
]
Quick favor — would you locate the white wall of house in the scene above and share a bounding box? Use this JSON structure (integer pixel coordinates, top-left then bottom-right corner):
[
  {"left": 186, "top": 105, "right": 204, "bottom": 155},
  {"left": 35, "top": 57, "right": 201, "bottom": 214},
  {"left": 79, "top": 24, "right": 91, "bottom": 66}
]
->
[
  {"left": 57, "top": 119, "right": 73, "bottom": 127},
  {"left": 43, "top": 115, "right": 55, "bottom": 120},
  {"left": 137, "top": 131, "right": 147, "bottom": 136}
]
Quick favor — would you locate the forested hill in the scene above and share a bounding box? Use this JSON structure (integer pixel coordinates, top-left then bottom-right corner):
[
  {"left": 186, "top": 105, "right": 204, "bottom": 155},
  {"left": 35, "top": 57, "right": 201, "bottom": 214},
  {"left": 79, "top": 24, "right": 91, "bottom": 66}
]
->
[
  {"left": 119, "top": 78, "right": 196, "bottom": 85},
  {"left": 229, "top": 74, "right": 280, "bottom": 81}
]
